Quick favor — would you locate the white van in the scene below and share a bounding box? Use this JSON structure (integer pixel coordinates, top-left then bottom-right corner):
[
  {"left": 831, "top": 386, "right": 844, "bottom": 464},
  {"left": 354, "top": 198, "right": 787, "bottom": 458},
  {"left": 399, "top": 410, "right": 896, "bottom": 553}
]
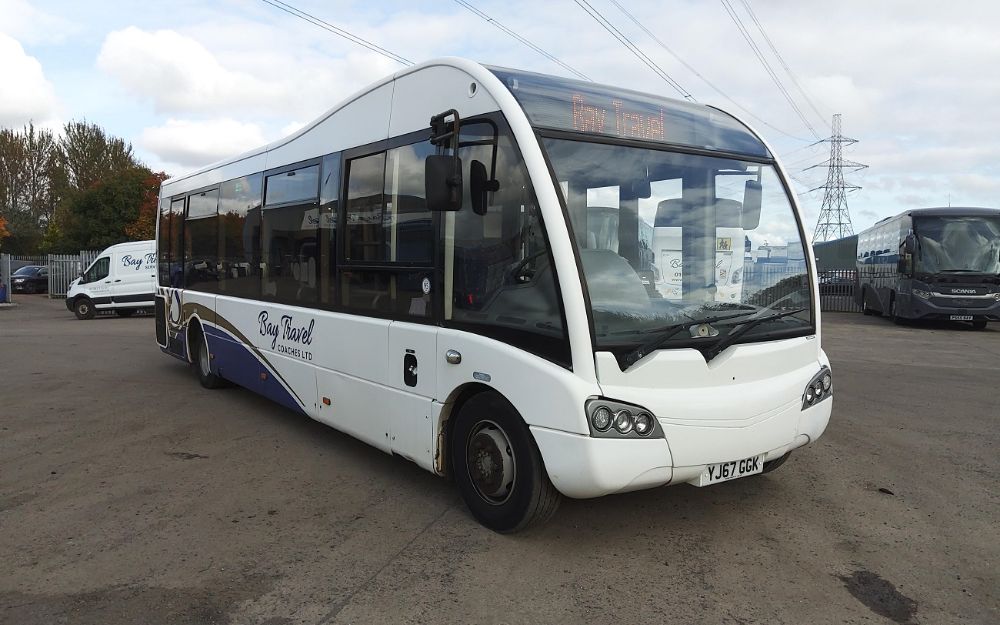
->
[{"left": 66, "top": 240, "right": 156, "bottom": 320}]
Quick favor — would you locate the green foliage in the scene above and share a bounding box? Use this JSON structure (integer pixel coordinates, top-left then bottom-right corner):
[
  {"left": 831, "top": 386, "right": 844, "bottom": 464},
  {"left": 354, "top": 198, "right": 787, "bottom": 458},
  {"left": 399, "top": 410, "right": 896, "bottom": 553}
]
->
[{"left": 0, "top": 119, "right": 164, "bottom": 254}]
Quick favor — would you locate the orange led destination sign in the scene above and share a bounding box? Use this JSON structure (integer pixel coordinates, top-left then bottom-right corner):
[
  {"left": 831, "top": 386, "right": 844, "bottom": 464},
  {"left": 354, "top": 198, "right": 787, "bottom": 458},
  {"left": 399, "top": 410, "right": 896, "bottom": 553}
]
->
[{"left": 572, "top": 94, "right": 666, "bottom": 141}]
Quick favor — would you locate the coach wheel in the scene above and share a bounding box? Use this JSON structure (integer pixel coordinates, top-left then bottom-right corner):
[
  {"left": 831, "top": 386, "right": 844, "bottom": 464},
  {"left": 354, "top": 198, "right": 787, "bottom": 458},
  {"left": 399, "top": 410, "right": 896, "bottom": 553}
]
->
[
  {"left": 194, "top": 328, "right": 226, "bottom": 389},
  {"left": 115, "top": 309, "right": 135, "bottom": 318},
  {"left": 73, "top": 298, "right": 95, "bottom": 320},
  {"left": 451, "top": 392, "right": 561, "bottom": 533},
  {"left": 762, "top": 451, "right": 791, "bottom": 474},
  {"left": 888, "top": 296, "right": 903, "bottom": 325},
  {"left": 972, "top": 319, "right": 987, "bottom": 331},
  {"left": 861, "top": 288, "right": 873, "bottom": 315}
]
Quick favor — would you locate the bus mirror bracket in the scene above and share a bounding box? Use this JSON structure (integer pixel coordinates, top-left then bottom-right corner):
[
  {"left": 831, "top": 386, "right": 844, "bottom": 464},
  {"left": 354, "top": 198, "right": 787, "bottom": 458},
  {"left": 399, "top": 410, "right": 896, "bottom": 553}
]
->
[
  {"left": 427, "top": 109, "right": 463, "bottom": 212},
  {"left": 470, "top": 159, "right": 499, "bottom": 215},
  {"left": 742, "top": 180, "right": 762, "bottom": 229}
]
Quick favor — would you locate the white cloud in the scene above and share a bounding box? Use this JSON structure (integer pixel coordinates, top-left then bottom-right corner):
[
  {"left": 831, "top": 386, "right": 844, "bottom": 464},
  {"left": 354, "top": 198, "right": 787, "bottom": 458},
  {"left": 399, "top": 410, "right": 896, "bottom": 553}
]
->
[
  {"left": 0, "top": 0, "right": 77, "bottom": 45},
  {"left": 138, "top": 118, "right": 268, "bottom": 170},
  {"left": 0, "top": 33, "right": 60, "bottom": 128}
]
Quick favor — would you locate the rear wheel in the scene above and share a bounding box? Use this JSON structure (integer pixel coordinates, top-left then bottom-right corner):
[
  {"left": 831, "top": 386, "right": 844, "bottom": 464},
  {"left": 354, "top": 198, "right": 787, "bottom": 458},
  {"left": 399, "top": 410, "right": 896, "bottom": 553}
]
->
[
  {"left": 115, "top": 309, "right": 135, "bottom": 318},
  {"left": 194, "top": 327, "right": 226, "bottom": 389},
  {"left": 451, "top": 392, "right": 561, "bottom": 533},
  {"left": 73, "top": 298, "right": 95, "bottom": 320},
  {"left": 972, "top": 319, "right": 987, "bottom": 331}
]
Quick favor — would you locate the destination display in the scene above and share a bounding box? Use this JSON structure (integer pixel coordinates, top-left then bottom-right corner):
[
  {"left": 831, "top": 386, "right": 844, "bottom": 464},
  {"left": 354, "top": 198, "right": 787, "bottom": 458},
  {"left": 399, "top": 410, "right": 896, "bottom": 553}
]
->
[{"left": 489, "top": 66, "right": 770, "bottom": 158}]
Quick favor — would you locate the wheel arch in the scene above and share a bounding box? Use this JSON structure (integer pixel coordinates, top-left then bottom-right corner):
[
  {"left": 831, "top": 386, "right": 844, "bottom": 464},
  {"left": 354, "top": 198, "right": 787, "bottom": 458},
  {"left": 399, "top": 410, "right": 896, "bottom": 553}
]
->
[
  {"left": 185, "top": 313, "right": 206, "bottom": 365},
  {"left": 434, "top": 382, "right": 504, "bottom": 477}
]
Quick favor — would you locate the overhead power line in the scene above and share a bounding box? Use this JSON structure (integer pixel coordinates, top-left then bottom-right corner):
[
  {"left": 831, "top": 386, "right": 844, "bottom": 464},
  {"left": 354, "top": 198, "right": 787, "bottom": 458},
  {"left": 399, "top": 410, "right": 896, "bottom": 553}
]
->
[
  {"left": 259, "top": 0, "right": 412, "bottom": 66},
  {"left": 719, "top": 0, "right": 820, "bottom": 140},
  {"left": 608, "top": 0, "right": 811, "bottom": 143},
  {"left": 738, "top": 0, "right": 828, "bottom": 130},
  {"left": 574, "top": 0, "right": 694, "bottom": 101},
  {"left": 454, "top": 1, "right": 590, "bottom": 81}
]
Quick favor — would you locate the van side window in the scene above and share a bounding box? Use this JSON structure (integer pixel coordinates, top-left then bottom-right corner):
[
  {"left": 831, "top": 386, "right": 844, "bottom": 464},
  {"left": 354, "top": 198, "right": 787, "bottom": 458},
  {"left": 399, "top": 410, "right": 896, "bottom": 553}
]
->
[
  {"left": 262, "top": 164, "right": 321, "bottom": 305},
  {"left": 84, "top": 257, "right": 110, "bottom": 284}
]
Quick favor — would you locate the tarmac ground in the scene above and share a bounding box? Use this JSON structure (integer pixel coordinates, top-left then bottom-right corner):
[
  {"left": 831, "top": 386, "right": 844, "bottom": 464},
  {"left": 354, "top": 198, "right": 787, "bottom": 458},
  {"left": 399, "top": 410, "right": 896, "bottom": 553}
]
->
[{"left": 1, "top": 294, "right": 997, "bottom": 624}]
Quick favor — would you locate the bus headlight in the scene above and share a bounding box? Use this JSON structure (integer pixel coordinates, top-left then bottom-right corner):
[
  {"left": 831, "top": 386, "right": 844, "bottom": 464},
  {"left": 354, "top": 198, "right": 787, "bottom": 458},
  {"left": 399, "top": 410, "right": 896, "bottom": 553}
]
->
[
  {"left": 585, "top": 398, "right": 664, "bottom": 439},
  {"left": 802, "top": 367, "right": 832, "bottom": 410},
  {"left": 912, "top": 289, "right": 932, "bottom": 300}
]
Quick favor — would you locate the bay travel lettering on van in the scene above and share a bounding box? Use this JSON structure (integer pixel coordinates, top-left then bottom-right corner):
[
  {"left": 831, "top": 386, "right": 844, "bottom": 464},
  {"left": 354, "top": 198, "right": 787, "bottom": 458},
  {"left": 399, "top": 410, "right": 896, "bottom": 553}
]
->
[
  {"left": 122, "top": 253, "right": 157, "bottom": 271},
  {"left": 258, "top": 311, "right": 315, "bottom": 360}
]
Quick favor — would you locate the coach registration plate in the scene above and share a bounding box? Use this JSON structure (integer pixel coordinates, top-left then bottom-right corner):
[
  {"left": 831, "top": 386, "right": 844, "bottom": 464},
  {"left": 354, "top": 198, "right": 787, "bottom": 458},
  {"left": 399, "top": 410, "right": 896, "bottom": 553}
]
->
[
  {"left": 950, "top": 315, "right": 973, "bottom": 321},
  {"left": 698, "top": 454, "right": 766, "bottom": 486}
]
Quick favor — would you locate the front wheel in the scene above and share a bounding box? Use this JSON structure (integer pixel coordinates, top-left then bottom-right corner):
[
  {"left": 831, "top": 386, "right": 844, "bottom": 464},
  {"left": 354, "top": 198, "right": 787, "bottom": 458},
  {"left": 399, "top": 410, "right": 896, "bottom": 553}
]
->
[
  {"left": 73, "top": 298, "right": 95, "bottom": 320},
  {"left": 762, "top": 451, "right": 791, "bottom": 474},
  {"left": 972, "top": 319, "right": 988, "bottom": 331},
  {"left": 451, "top": 393, "right": 561, "bottom": 533},
  {"left": 889, "top": 296, "right": 903, "bottom": 325}
]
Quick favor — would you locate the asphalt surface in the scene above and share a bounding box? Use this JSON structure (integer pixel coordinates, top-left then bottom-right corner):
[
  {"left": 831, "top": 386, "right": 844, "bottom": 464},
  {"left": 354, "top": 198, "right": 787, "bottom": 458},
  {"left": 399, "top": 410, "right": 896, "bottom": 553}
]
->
[{"left": 1, "top": 295, "right": 997, "bottom": 625}]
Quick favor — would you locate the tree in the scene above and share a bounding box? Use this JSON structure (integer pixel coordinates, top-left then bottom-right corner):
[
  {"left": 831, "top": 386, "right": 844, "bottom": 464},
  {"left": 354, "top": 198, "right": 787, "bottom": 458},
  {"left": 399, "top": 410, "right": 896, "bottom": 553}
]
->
[
  {"left": 59, "top": 167, "right": 155, "bottom": 250},
  {"left": 124, "top": 170, "right": 168, "bottom": 241},
  {"left": 0, "top": 215, "right": 10, "bottom": 245},
  {"left": 60, "top": 120, "right": 136, "bottom": 191}
]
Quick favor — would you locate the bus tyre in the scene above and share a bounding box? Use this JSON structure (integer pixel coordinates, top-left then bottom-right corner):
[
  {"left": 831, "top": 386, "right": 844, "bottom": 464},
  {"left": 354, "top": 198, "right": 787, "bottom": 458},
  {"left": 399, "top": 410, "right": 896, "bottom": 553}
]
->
[
  {"left": 972, "top": 319, "right": 987, "bottom": 331},
  {"left": 115, "top": 309, "right": 135, "bottom": 318},
  {"left": 194, "top": 329, "right": 226, "bottom": 389},
  {"left": 451, "top": 392, "right": 561, "bottom": 533},
  {"left": 861, "top": 289, "right": 873, "bottom": 315},
  {"left": 762, "top": 451, "right": 791, "bottom": 474},
  {"left": 73, "top": 298, "right": 96, "bottom": 320},
  {"left": 889, "top": 297, "right": 903, "bottom": 325}
]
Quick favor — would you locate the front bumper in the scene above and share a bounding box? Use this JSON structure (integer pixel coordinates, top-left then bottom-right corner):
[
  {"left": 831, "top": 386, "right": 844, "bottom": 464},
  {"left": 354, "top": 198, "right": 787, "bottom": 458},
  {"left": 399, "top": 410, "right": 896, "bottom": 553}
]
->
[
  {"left": 898, "top": 293, "right": 1000, "bottom": 321},
  {"left": 65, "top": 297, "right": 75, "bottom": 311},
  {"left": 531, "top": 397, "right": 832, "bottom": 499}
]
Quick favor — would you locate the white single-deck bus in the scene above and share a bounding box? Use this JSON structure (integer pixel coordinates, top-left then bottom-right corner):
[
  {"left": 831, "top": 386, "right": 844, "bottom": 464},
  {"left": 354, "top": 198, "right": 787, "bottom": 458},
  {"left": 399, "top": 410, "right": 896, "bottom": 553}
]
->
[{"left": 155, "top": 58, "right": 833, "bottom": 532}]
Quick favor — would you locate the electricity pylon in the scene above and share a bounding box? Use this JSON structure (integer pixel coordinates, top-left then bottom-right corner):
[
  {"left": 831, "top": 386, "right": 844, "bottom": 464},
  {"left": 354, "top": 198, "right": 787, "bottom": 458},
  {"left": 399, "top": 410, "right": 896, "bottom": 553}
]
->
[{"left": 806, "top": 114, "right": 867, "bottom": 241}]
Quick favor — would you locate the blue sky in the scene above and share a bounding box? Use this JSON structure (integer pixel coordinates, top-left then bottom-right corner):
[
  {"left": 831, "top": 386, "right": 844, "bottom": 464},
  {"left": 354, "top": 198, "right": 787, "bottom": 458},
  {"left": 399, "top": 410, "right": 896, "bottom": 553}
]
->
[{"left": 2, "top": 0, "right": 999, "bottom": 236}]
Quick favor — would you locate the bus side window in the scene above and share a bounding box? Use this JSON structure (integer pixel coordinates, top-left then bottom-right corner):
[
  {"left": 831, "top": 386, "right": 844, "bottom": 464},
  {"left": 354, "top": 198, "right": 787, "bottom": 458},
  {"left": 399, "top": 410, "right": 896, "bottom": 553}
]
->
[
  {"left": 185, "top": 188, "right": 220, "bottom": 293},
  {"left": 219, "top": 173, "right": 263, "bottom": 299},
  {"left": 262, "top": 164, "right": 321, "bottom": 306},
  {"left": 319, "top": 152, "right": 341, "bottom": 307}
]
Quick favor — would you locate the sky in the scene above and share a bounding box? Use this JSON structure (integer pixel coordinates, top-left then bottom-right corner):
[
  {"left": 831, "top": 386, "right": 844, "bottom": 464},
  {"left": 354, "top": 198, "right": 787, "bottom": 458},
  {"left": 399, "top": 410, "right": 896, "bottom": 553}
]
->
[{"left": 2, "top": 0, "right": 999, "bottom": 238}]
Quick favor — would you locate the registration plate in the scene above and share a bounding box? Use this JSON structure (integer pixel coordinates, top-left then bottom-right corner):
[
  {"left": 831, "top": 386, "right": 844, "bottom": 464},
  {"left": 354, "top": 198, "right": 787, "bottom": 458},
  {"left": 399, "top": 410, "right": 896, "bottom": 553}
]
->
[
  {"left": 698, "top": 454, "right": 766, "bottom": 486},
  {"left": 950, "top": 315, "right": 973, "bottom": 321}
]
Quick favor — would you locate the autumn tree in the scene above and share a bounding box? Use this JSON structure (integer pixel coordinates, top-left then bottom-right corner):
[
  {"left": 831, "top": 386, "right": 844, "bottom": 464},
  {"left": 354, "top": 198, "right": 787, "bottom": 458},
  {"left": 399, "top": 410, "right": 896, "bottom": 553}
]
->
[{"left": 124, "top": 170, "right": 168, "bottom": 240}]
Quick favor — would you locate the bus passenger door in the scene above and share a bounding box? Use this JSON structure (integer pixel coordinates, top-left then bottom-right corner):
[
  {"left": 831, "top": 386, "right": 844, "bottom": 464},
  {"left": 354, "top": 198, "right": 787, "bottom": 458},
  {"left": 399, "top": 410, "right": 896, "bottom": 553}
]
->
[{"left": 387, "top": 320, "right": 437, "bottom": 471}]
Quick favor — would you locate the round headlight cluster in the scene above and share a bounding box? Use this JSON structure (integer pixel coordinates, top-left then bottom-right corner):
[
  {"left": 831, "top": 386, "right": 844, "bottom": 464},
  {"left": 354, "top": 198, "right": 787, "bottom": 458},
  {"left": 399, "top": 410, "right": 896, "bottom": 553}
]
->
[
  {"left": 802, "top": 368, "right": 833, "bottom": 409},
  {"left": 589, "top": 404, "right": 656, "bottom": 437}
]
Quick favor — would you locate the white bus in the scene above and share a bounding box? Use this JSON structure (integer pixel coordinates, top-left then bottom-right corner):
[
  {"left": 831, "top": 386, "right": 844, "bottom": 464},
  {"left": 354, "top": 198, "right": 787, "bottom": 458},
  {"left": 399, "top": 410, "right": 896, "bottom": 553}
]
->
[{"left": 155, "top": 58, "right": 832, "bottom": 532}]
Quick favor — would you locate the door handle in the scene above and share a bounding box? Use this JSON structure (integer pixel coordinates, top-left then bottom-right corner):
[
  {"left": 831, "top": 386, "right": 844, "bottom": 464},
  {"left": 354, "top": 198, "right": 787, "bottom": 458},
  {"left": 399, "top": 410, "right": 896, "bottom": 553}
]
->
[
  {"left": 445, "top": 349, "right": 462, "bottom": 364},
  {"left": 114, "top": 279, "right": 122, "bottom": 283}
]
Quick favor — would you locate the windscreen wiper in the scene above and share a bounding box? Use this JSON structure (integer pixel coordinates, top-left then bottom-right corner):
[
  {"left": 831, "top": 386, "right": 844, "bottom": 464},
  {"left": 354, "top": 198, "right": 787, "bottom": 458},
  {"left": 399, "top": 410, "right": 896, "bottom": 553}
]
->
[
  {"left": 702, "top": 307, "right": 808, "bottom": 363},
  {"left": 620, "top": 310, "right": 752, "bottom": 371}
]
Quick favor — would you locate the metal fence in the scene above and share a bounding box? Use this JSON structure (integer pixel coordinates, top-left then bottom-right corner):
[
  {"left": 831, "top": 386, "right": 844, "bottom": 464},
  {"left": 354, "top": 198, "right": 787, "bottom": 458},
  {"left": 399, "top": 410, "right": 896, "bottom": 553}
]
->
[
  {"left": 818, "top": 269, "right": 860, "bottom": 312},
  {"left": 48, "top": 251, "right": 99, "bottom": 298},
  {"left": 0, "top": 251, "right": 100, "bottom": 302}
]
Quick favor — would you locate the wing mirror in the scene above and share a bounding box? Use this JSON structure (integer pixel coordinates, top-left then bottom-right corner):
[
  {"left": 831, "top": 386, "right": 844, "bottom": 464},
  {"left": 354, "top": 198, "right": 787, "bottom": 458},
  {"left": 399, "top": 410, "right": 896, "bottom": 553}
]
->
[
  {"left": 470, "top": 159, "right": 500, "bottom": 215},
  {"left": 425, "top": 109, "right": 463, "bottom": 212}
]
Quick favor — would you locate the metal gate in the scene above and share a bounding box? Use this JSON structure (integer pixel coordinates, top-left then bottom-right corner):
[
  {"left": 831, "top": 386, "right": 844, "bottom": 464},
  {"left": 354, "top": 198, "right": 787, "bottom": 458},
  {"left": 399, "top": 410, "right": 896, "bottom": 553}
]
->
[
  {"left": 818, "top": 269, "right": 861, "bottom": 312},
  {"left": 48, "top": 251, "right": 99, "bottom": 298}
]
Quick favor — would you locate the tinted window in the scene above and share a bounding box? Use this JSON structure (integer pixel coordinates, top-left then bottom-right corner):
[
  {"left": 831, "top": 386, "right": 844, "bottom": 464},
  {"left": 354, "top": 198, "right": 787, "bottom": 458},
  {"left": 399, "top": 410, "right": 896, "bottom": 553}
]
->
[
  {"left": 167, "top": 198, "right": 185, "bottom": 288},
  {"left": 157, "top": 197, "right": 171, "bottom": 285},
  {"left": 447, "top": 119, "right": 568, "bottom": 365},
  {"left": 385, "top": 142, "right": 436, "bottom": 263},
  {"left": 185, "top": 189, "right": 220, "bottom": 292},
  {"left": 345, "top": 152, "right": 387, "bottom": 262},
  {"left": 319, "top": 153, "right": 341, "bottom": 307},
  {"left": 84, "top": 257, "right": 110, "bottom": 284},
  {"left": 265, "top": 164, "right": 320, "bottom": 206},
  {"left": 263, "top": 165, "right": 320, "bottom": 305},
  {"left": 219, "top": 174, "right": 263, "bottom": 299}
]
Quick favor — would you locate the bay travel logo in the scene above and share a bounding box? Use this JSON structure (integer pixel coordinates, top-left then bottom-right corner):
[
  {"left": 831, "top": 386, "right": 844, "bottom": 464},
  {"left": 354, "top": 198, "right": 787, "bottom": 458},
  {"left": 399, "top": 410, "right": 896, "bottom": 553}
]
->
[
  {"left": 258, "top": 310, "right": 315, "bottom": 361},
  {"left": 122, "top": 253, "right": 157, "bottom": 271}
]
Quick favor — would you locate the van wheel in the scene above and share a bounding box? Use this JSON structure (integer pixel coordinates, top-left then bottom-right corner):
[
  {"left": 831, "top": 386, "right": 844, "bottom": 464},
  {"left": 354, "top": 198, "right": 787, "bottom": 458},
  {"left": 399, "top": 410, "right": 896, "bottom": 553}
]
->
[
  {"left": 451, "top": 392, "right": 561, "bottom": 533},
  {"left": 972, "top": 319, "right": 987, "bottom": 331},
  {"left": 762, "top": 451, "right": 791, "bottom": 474},
  {"left": 73, "top": 298, "right": 96, "bottom": 320},
  {"left": 115, "top": 309, "right": 135, "bottom": 318},
  {"left": 194, "top": 329, "right": 226, "bottom": 389}
]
